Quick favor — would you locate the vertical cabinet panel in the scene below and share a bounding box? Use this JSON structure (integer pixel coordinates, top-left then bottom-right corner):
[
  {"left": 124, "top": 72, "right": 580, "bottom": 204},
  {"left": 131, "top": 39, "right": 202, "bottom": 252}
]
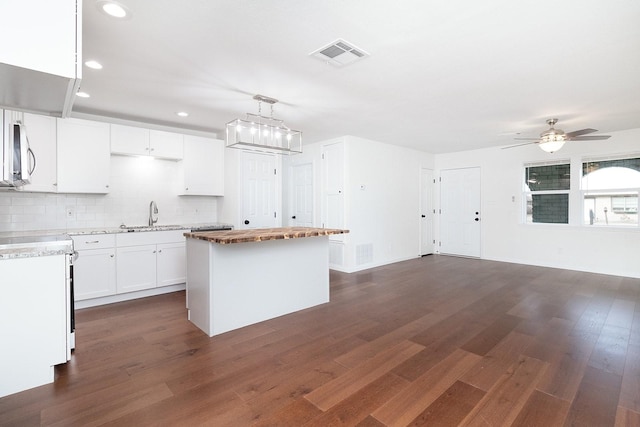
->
[
  {"left": 157, "top": 242, "right": 186, "bottom": 287},
  {"left": 149, "top": 130, "right": 183, "bottom": 159},
  {"left": 110, "top": 124, "right": 149, "bottom": 156},
  {"left": 56, "top": 118, "right": 110, "bottom": 194},
  {"left": 179, "top": 136, "right": 224, "bottom": 195},
  {"left": 116, "top": 245, "right": 157, "bottom": 293},
  {"left": 73, "top": 248, "right": 116, "bottom": 300}
]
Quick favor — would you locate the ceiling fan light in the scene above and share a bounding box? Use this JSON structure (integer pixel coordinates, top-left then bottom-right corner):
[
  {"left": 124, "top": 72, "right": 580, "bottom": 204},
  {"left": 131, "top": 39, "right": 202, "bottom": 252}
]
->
[{"left": 538, "top": 140, "right": 565, "bottom": 153}]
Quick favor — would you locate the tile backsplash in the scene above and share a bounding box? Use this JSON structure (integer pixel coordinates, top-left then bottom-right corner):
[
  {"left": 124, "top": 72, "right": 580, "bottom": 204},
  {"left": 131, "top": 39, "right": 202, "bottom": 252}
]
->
[{"left": 0, "top": 155, "right": 219, "bottom": 232}]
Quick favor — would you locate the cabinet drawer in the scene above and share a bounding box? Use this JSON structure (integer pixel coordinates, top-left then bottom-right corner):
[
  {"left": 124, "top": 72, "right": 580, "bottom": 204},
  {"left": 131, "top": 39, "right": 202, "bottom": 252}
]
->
[
  {"left": 71, "top": 234, "right": 116, "bottom": 250},
  {"left": 116, "top": 230, "right": 186, "bottom": 247}
]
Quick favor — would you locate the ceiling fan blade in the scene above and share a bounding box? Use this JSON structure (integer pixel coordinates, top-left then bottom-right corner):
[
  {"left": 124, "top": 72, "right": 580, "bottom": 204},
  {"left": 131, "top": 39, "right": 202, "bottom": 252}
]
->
[
  {"left": 502, "top": 141, "right": 537, "bottom": 149},
  {"left": 569, "top": 135, "right": 611, "bottom": 141},
  {"left": 565, "top": 128, "right": 597, "bottom": 138},
  {"left": 513, "top": 137, "right": 539, "bottom": 141}
]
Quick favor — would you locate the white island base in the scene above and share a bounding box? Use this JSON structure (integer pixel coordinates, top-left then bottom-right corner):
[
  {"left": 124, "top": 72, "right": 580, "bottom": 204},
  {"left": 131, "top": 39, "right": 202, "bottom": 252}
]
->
[{"left": 186, "top": 235, "right": 330, "bottom": 337}]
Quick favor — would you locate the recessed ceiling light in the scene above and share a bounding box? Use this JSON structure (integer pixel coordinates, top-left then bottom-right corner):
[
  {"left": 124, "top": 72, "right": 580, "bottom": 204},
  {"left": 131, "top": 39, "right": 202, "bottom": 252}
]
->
[
  {"left": 97, "top": 1, "right": 130, "bottom": 19},
  {"left": 84, "top": 60, "right": 103, "bottom": 70},
  {"left": 76, "top": 92, "right": 90, "bottom": 98},
  {"left": 176, "top": 112, "right": 189, "bottom": 117}
]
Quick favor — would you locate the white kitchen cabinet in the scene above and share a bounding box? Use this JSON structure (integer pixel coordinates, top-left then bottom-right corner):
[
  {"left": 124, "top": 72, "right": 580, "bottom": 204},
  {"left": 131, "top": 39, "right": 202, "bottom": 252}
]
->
[
  {"left": 115, "top": 230, "right": 186, "bottom": 293},
  {"left": 179, "top": 136, "right": 224, "bottom": 196},
  {"left": 0, "top": 1, "right": 81, "bottom": 117},
  {"left": 110, "top": 125, "right": 183, "bottom": 160},
  {"left": 149, "top": 130, "right": 184, "bottom": 159},
  {"left": 57, "top": 118, "right": 110, "bottom": 194},
  {"left": 72, "top": 235, "right": 116, "bottom": 301},
  {"left": 110, "top": 124, "right": 149, "bottom": 156},
  {"left": 0, "top": 254, "right": 68, "bottom": 398},
  {"left": 116, "top": 244, "right": 158, "bottom": 293},
  {"left": 157, "top": 242, "right": 187, "bottom": 286},
  {"left": 14, "top": 112, "right": 58, "bottom": 193}
]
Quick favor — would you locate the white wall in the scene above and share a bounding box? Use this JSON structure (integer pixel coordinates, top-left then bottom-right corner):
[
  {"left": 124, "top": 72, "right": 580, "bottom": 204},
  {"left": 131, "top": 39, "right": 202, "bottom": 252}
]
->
[
  {"left": 284, "top": 136, "right": 434, "bottom": 273},
  {"left": 434, "top": 128, "right": 640, "bottom": 278},
  {"left": 0, "top": 155, "right": 219, "bottom": 232}
]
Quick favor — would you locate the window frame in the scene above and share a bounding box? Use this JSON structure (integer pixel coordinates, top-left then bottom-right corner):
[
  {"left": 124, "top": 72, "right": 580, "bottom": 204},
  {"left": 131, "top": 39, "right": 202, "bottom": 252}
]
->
[
  {"left": 580, "top": 154, "right": 640, "bottom": 228},
  {"left": 522, "top": 160, "right": 571, "bottom": 225}
]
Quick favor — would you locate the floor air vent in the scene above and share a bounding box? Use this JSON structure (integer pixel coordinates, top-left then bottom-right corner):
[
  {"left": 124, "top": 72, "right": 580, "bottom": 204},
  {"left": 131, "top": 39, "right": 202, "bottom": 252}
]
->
[{"left": 310, "top": 39, "right": 369, "bottom": 67}]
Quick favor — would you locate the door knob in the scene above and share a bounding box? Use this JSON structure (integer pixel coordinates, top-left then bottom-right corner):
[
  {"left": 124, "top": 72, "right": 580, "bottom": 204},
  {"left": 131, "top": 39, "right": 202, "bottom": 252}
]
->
[
  {"left": 292, "top": 215, "right": 296, "bottom": 219},
  {"left": 244, "top": 220, "right": 250, "bottom": 225},
  {"left": 475, "top": 218, "right": 480, "bottom": 221}
]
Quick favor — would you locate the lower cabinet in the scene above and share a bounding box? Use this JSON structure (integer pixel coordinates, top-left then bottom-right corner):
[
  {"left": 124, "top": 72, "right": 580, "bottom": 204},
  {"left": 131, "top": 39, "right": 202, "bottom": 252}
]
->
[
  {"left": 72, "top": 230, "right": 185, "bottom": 302},
  {"left": 116, "top": 244, "right": 158, "bottom": 293},
  {"left": 72, "top": 235, "right": 117, "bottom": 301},
  {"left": 157, "top": 242, "right": 187, "bottom": 287}
]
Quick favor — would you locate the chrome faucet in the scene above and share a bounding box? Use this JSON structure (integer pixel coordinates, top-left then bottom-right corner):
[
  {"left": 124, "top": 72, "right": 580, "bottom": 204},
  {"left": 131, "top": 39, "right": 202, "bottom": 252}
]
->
[{"left": 149, "top": 201, "right": 159, "bottom": 226}]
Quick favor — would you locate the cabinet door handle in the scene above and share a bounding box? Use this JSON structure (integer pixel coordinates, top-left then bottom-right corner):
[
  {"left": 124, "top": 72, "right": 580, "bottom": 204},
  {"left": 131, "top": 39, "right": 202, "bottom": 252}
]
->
[
  {"left": 85, "top": 240, "right": 100, "bottom": 244},
  {"left": 158, "top": 250, "right": 162, "bottom": 253},
  {"left": 110, "top": 254, "right": 114, "bottom": 258},
  {"left": 153, "top": 250, "right": 157, "bottom": 253}
]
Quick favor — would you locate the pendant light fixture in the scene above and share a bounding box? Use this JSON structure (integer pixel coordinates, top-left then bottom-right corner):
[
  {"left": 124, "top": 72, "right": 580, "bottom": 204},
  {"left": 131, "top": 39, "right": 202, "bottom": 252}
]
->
[{"left": 226, "top": 95, "right": 302, "bottom": 155}]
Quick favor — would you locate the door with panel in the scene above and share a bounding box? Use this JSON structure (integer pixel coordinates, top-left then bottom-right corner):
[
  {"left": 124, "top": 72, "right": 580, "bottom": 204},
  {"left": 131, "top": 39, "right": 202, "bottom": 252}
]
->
[
  {"left": 241, "top": 151, "right": 278, "bottom": 229},
  {"left": 420, "top": 168, "right": 434, "bottom": 255},
  {"left": 290, "top": 162, "right": 314, "bottom": 227},
  {"left": 439, "top": 167, "right": 481, "bottom": 258}
]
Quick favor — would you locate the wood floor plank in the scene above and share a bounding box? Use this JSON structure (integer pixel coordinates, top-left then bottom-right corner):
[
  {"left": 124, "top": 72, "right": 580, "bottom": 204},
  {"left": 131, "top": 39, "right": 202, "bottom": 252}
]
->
[
  {"left": 460, "top": 314, "right": 522, "bottom": 356},
  {"left": 304, "top": 373, "right": 409, "bottom": 427},
  {"left": 511, "top": 389, "right": 570, "bottom": 426},
  {"left": 333, "top": 311, "right": 448, "bottom": 369},
  {"left": 458, "top": 355, "right": 549, "bottom": 427},
  {"left": 41, "top": 383, "right": 174, "bottom": 426},
  {"left": 563, "top": 365, "right": 623, "bottom": 427},
  {"left": 535, "top": 335, "right": 594, "bottom": 402},
  {"left": 304, "top": 339, "right": 424, "bottom": 411},
  {"left": 459, "top": 331, "right": 534, "bottom": 392},
  {"left": 372, "top": 348, "right": 481, "bottom": 427},
  {"left": 618, "top": 343, "right": 640, "bottom": 413},
  {"left": 406, "top": 380, "right": 485, "bottom": 427},
  {"left": 616, "top": 406, "right": 640, "bottom": 427},
  {"left": 252, "top": 397, "right": 323, "bottom": 427}
]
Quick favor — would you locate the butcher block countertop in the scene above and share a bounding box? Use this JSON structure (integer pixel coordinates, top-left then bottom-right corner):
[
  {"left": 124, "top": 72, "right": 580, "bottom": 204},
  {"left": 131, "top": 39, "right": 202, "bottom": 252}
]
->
[{"left": 183, "top": 227, "right": 348, "bottom": 245}]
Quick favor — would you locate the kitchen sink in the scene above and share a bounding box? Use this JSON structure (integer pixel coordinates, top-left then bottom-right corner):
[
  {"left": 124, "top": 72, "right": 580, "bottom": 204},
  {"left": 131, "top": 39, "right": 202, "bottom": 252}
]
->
[{"left": 121, "top": 224, "right": 184, "bottom": 232}]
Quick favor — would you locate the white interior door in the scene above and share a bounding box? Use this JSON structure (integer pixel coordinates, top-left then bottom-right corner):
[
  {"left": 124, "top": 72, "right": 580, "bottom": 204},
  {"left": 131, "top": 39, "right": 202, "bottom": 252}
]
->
[
  {"left": 440, "top": 167, "right": 481, "bottom": 257},
  {"left": 291, "top": 163, "right": 313, "bottom": 226},
  {"left": 322, "top": 142, "right": 344, "bottom": 230},
  {"left": 241, "top": 152, "right": 277, "bottom": 229},
  {"left": 420, "top": 168, "right": 434, "bottom": 255}
]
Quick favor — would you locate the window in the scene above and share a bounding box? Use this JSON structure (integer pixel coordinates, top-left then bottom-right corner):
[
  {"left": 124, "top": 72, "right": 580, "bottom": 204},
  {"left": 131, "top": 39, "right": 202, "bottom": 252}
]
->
[
  {"left": 524, "top": 162, "right": 570, "bottom": 224},
  {"left": 582, "top": 157, "right": 640, "bottom": 227}
]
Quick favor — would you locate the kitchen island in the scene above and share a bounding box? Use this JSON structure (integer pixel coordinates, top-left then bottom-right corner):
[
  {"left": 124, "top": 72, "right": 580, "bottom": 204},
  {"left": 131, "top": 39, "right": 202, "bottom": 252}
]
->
[{"left": 184, "top": 227, "right": 348, "bottom": 336}]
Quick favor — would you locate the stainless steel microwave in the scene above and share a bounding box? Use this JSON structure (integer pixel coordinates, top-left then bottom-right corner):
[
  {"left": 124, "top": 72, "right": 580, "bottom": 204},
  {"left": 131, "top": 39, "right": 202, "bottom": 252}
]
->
[{"left": 1, "top": 110, "right": 35, "bottom": 187}]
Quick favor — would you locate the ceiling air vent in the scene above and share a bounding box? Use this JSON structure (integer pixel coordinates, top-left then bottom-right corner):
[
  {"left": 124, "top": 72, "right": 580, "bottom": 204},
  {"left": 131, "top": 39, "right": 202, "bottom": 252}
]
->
[{"left": 310, "top": 39, "right": 369, "bottom": 67}]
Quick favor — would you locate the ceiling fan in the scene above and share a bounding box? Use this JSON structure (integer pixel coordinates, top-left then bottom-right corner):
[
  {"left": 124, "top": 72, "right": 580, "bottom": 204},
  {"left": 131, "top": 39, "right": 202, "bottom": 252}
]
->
[{"left": 503, "top": 118, "right": 611, "bottom": 153}]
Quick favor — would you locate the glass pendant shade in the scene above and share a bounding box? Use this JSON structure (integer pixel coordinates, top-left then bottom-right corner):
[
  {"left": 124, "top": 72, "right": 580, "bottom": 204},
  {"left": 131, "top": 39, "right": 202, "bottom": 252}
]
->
[{"left": 226, "top": 95, "right": 302, "bottom": 155}]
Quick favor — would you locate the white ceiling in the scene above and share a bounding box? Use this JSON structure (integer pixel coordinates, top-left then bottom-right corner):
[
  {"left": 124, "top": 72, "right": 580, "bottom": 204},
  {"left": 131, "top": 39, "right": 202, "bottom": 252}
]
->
[{"left": 75, "top": 0, "right": 640, "bottom": 153}]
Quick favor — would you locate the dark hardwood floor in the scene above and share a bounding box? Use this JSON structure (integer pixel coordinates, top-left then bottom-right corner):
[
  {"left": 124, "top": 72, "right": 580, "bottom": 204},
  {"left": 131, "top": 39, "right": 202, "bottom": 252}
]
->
[{"left": 2, "top": 255, "right": 640, "bottom": 426}]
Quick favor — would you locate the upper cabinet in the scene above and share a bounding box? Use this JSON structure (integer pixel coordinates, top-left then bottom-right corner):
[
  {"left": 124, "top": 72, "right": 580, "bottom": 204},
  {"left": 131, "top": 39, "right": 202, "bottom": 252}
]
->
[
  {"left": 149, "top": 130, "right": 184, "bottom": 160},
  {"left": 179, "top": 136, "right": 225, "bottom": 196},
  {"left": 111, "top": 125, "right": 183, "bottom": 160},
  {"left": 0, "top": 0, "right": 81, "bottom": 117},
  {"left": 57, "top": 118, "right": 110, "bottom": 194}
]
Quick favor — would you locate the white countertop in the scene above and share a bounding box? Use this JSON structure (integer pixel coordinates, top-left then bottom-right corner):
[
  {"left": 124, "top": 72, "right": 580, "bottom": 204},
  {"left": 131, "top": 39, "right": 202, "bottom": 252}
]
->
[{"left": 0, "top": 223, "right": 232, "bottom": 260}]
